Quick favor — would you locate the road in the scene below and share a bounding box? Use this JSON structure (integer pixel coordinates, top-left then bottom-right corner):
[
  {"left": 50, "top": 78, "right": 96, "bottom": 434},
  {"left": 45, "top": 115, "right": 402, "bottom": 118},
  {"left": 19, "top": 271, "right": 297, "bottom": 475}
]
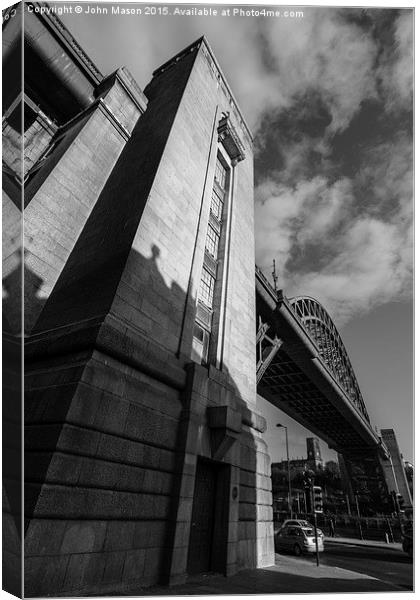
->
[{"left": 294, "top": 541, "right": 413, "bottom": 591}]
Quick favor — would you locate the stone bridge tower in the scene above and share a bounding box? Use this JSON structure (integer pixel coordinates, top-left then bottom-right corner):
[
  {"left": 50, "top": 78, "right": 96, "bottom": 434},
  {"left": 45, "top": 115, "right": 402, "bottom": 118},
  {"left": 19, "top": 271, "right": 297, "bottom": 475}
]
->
[{"left": 3, "top": 7, "right": 274, "bottom": 596}]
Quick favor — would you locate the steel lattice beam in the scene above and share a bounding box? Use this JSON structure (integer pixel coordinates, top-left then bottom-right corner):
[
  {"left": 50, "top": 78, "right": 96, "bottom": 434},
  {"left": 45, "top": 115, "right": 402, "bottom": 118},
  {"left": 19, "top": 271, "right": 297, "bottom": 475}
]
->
[{"left": 255, "top": 267, "right": 384, "bottom": 455}]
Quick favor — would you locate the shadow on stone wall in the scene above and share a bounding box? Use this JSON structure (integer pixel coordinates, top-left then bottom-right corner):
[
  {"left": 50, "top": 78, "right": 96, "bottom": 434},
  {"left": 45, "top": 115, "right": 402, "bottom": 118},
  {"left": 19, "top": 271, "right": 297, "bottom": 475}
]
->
[
  {"left": 19, "top": 37, "right": 269, "bottom": 585},
  {"left": 23, "top": 234, "right": 266, "bottom": 595},
  {"left": 2, "top": 236, "right": 23, "bottom": 595},
  {"left": 2, "top": 291, "right": 23, "bottom": 595}
]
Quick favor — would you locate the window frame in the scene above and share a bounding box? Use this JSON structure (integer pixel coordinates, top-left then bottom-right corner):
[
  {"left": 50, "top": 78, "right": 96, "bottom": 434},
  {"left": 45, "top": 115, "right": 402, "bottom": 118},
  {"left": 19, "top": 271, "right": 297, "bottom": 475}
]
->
[
  {"left": 205, "top": 223, "right": 220, "bottom": 260},
  {"left": 198, "top": 267, "right": 216, "bottom": 308},
  {"left": 214, "top": 155, "right": 228, "bottom": 190}
]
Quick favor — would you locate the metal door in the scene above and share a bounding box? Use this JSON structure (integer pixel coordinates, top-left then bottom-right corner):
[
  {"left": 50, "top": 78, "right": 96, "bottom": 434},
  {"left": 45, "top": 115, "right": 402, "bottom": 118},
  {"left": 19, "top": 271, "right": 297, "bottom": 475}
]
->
[{"left": 187, "top": 459, "right": 217, "bottom": 574}]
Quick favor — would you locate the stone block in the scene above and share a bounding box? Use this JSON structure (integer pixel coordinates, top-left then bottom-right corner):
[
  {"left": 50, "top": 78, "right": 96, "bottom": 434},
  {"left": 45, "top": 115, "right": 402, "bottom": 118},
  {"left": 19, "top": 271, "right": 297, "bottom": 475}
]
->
[
  {"left": 104, "top": 521, "right": 136, "bottom": 551},
  {"left": 64, "top": 552, "right": 107, "bottom": 590},
  {"left": 77, "top": 456, "right": 122, "bottom": 490},
  {"left": 61, "top": 521, "right": 107, "bottom": 554},
  {"left": 179, "top": 473, "right": 195, "bottom": 499},
  {"left": 256, "top": 504, "right": 273, "bottom": 522},
  {"left": 227, "top": 520, "right": 239, "bottom": 542},
  {"left": 47, "top": 451, "right": 83, "bottom": 485},
  {"left": 58, "top": 424, "right": 101, "bottom": 456},
  {"left": 256, "top": 488, "right": 272, "bottom": 506},
  {"left": 173, "top": 521, "right": 190, "bottom": 548},
  {"left": 25, "top": 554, "right": 69, "bottom": 597},
  {"left": 207, "top": 405, "right": 242, "bottom": 432},
  {"left": 133, "top": 520, "right": 166, "bottom": 549},
  {"left": 240, "top": 486, "right": 256, "bottom": 504},
  {"left": 97, "top": 433, "right": 131, "bottom": 463},
  {"left": 102, "top": 551, "right": 126, "bottom": 584},
  {"left": 143, "top": 546, "right": 164, "bottom": 580},
  {"left": 177, "top": 497, "right": 193, "bottom": 522},
  {"left": 238, "top": 502, "right": 256, "bottom": 521},
  {"left": 239, "top": 468, "right": 255, "bottom": 488},
  {"left": 142, "top": 468, "right": 173, "bottom": 495},
  {"left": 25, "top": 519, "right": 67, "bottom": 556},
  {"left": 122, "top": 549, "right": 146, "bottom": 582}
]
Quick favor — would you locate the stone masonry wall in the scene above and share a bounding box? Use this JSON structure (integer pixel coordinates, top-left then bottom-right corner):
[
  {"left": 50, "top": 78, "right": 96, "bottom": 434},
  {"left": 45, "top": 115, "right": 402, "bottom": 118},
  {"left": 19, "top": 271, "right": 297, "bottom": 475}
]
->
[
  {"left": 109, "top": 44, "right": 220, "bottom": 358},
  {"left": 24, "top": 47, "right": 202, "bottom": 595},
  {"left": 24, "top": 74, "right": 145, "bottom": 333},
  {"left": 24, "top": 347, "right": 185, "bottom": 595},
  {"left": 23, "top": 39, "right": 275, "bottom": 595}
]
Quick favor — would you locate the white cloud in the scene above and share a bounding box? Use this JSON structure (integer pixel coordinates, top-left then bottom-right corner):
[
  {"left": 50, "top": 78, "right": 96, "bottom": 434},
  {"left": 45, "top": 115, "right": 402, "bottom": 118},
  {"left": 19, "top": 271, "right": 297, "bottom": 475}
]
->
[
  {"left": 255, "top": 132, "right": 413, "bottom": 325},
  {"left": 63, "top": 8, "right": 413, "bottom": 326},
  {"left": 378, "top": 11, "right": 413, "bottom": 113},
  {"left": 255, "top": 176, "right": 354, "bottom": 280},
  {"left": 201, "top": 9, "right": 380, "bottom": 133},
  {"left": 292, "top": 217, "right": 412, "bottom": 324},
  {"left": 64, "top": 8, "right": 412, "bottom": 132},
  {"left": 360, "top": 134, "right": 413, "bottom": 218},
  {"left": 262, "top": 11, "right": 379, "bottom": 134},
  {"left": 251, "top": 11, "right": 413, "bottom": 326}
]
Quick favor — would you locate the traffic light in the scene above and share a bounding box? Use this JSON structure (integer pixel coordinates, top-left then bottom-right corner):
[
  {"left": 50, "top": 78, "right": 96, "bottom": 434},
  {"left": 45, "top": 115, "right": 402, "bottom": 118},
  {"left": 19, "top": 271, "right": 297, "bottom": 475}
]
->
[
  {"left": 302, "top": 470, "right": 313, "bottom": 488},
  {"left": 389, "top": 490, "right": 398, "bottom": 512},
  {"left": 313, "top": 485, "right": 323, "bottom": 514},
  {"left": 397, "top": 493, "right": 405, "bottom": 511}
]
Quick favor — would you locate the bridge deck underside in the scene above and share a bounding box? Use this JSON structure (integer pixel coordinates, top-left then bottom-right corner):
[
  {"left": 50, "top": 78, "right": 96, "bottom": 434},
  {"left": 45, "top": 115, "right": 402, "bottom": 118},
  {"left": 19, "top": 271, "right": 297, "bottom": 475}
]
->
[{"left": 258, "top": 348, "right": 368, "bottom": 452}]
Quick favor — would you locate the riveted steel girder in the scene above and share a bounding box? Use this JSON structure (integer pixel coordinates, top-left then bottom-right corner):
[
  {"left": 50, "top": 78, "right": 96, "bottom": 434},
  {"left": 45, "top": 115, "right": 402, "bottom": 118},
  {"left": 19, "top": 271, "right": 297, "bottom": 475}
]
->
[{"left": 255, "top": 267, "right": 384, "bottom": 455}]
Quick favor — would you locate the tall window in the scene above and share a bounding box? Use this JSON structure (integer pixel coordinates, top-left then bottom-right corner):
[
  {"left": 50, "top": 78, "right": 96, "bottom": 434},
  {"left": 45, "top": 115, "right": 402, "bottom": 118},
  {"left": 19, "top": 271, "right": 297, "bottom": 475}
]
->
[
  {"left": 198, "top": 268, "right": 215, "bottom": 307},
  {"left": 210, "top": 188, "right": 223, "bottom": 221},
  {"left": 205, "top": 224, "right": 219, "bottom": 259},
  {"left": 192, "top": 153, "right": 230, "bottom": 365},
  {"left": 214, "top": 156, "right": 227, "bottom": 190}
]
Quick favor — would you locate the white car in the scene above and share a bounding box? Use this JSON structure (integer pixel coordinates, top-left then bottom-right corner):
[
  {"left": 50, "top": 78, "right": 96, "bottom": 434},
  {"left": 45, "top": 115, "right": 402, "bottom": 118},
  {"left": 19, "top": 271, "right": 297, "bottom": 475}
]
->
[
  {"left": 275, "top": 524, "right": 324, "bottom": 556},
  {"left": 280, "top": 519, "right": 312, "bottom": 529},
  {"left": 280, "top": 519, "right": 324, "bottom": 538}
]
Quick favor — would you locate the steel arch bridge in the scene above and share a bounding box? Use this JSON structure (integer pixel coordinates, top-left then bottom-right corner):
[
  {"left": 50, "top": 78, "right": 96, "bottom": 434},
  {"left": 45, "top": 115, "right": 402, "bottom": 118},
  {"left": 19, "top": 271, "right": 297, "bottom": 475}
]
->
[
  {"left": 255, "top": 266, "right": 387, "bottom": 457},
  {"left": 288, "top": 295, "right": 369, "bottom": 422}
]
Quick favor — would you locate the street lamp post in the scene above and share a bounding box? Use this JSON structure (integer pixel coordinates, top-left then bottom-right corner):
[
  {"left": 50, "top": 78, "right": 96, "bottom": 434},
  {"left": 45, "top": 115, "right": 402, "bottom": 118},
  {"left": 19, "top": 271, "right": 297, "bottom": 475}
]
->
[
  {"left": 277, "top": 423, "right": 292, "bottom": 518},
  {"left": 355, "top": 492, "right": 364, "bottom": 540}
]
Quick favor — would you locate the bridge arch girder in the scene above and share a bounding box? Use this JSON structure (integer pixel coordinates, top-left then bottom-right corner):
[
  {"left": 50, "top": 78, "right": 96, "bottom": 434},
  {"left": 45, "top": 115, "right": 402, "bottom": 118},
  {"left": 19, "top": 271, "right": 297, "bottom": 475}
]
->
[
  {"left": 255, "top": 267, "right": 380, "bottom": 452},
  {"left": 288, "top": 295, "right": 370, "bottom": 422}
]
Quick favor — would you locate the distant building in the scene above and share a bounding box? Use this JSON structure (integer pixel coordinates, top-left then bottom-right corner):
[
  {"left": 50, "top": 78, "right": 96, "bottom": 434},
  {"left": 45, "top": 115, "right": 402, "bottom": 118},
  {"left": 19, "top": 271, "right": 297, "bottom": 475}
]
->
[
  {"left": 404, "top": 461, "right": 414, "bottom": 498},
  {"left": 380, "top": 429, "right": 413, "bottom": 508},
  {"left": 306, "top": 437, "right": 323, "bottom": 469},
  {"left": 272, "top": 436, "right": 323, "bottom": 475},
  {"left": 325, "top": 460, "right": 340, "bottom": 475}
]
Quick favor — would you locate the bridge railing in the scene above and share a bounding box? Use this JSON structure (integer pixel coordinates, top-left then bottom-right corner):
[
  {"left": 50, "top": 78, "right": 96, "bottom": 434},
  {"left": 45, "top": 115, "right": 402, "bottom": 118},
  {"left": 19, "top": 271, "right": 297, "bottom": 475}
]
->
[{"left": 255, "top": 264, "right": 278, "bottom": 300}]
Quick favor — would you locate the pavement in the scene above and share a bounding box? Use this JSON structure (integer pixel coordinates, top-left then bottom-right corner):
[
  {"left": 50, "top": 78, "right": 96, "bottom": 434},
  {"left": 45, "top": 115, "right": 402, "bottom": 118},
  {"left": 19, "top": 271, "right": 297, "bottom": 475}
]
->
[
  {"left": 324, "top": 535, "right": 403, "bottom": 551},
  {"left": 142, "top": 538, "right": 407, "bottom": 596}
]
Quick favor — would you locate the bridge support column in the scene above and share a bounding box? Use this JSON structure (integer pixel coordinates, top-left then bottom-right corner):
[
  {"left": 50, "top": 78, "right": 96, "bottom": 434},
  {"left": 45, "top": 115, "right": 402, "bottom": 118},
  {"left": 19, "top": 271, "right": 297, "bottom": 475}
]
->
[
  {"left": 339, "top": 450, "right": 390, "bottom": 513},
  {"left": 338, "top": 453, "right": 355, "bottom": 506},
  {"left": 378, "top": 453, "right": 399, "bottom": 496}
]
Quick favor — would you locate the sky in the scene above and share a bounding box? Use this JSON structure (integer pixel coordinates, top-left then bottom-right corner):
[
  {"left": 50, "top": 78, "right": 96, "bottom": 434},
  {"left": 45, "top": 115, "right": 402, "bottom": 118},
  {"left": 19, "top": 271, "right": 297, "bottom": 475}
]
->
[{"left": 58, "top": 1, "right": 413, "bottom": 463}]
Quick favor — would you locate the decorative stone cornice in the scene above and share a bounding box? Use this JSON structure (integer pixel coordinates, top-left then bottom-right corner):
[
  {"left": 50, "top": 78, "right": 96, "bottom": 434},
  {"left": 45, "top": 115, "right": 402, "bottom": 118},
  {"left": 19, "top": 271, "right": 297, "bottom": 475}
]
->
[{"left": 217, "top": 113, "right": 246, "bottom": 164}]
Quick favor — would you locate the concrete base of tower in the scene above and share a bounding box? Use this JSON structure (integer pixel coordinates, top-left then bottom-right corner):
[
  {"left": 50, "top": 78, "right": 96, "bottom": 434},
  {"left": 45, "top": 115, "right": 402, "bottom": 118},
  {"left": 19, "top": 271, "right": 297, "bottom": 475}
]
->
[{"left": 24, "top": 335, "right": 274, "bottom": 596}]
